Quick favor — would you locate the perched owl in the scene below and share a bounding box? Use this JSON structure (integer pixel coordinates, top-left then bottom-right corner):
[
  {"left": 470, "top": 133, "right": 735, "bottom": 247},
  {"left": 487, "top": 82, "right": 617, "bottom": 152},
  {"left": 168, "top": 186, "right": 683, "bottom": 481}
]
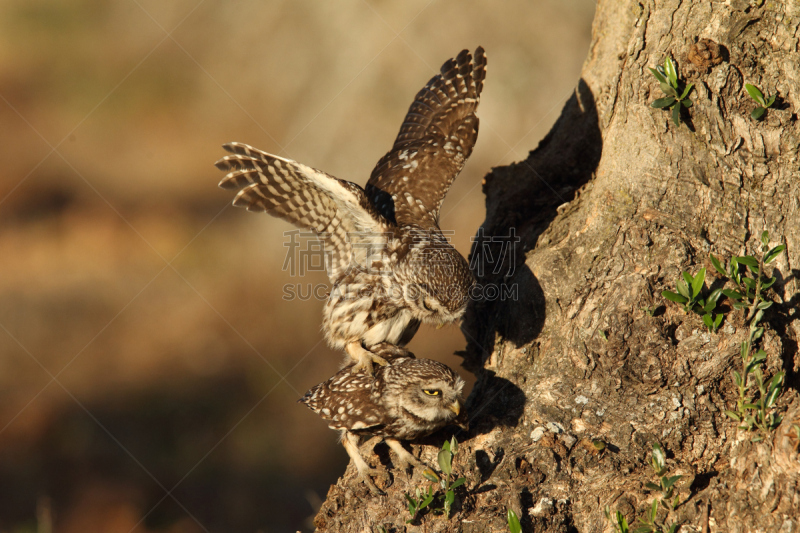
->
[
  {"left": 299, "top": 344, "right": 466, "bottom": 494},
  {"left": 216, "top": 47, "right": 486, "bottom": 373}
]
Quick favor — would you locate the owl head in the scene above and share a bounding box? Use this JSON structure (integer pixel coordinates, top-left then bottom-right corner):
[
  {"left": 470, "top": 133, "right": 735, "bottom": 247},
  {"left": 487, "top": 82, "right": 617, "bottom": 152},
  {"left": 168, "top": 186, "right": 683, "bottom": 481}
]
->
[
  {"left": 381, "top": 358, "right": 465, "bottom": 426},
  {"left": 405, "top": 242, "right": 474, "bottom": 325}
]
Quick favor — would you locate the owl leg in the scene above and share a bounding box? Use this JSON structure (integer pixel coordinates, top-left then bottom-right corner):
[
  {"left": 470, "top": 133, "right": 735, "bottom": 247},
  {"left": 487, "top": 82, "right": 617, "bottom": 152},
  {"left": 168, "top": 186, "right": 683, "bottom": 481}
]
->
[
  {"left": 341, "top": 430, "right": 386, "bottom": 495},
  {"left": 346, "top": 341, "right": 389, "bottom": 375},
  {"left": 385, "top": 438, "right": 440, "bottom": 482}
]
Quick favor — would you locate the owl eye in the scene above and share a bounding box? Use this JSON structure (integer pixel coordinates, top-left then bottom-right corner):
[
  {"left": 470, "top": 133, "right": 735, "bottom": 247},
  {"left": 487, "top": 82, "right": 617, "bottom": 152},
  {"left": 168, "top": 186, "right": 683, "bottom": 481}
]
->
[
  {"left": 422, "top": 298, "right": 435, "bottom": 311},
  {"left": 422, "top": 389, "right": 441, "bottom": 396}
]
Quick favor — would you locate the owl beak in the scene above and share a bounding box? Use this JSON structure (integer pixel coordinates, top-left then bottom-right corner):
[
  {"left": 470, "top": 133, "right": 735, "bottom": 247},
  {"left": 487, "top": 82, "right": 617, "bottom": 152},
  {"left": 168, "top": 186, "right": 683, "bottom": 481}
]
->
[
  {"left": 448, "top": 401, "right": 461, "bottom": 416},
  {"left": 436, "top": 323, "right": 444, "bottom": 330}
]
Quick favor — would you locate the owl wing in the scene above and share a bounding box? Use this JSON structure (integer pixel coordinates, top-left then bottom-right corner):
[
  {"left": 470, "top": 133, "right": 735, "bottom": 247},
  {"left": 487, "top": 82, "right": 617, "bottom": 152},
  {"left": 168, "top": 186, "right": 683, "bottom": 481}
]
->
[
  {"left": 217, "top": 142, "right": 390, "bottom": 282},
  {"left": 299, "top": 371, "right": 388, "bottom": 431},
  {"left": 366, "top": 47, "right": 486, "bottom": 227}
]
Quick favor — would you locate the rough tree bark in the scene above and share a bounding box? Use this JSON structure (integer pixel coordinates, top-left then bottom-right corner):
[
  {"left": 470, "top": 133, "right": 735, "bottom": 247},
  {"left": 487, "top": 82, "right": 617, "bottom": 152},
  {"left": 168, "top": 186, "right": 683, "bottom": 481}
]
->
[{"left": 313, "top": 1, "right": 800, "bottom": 531}]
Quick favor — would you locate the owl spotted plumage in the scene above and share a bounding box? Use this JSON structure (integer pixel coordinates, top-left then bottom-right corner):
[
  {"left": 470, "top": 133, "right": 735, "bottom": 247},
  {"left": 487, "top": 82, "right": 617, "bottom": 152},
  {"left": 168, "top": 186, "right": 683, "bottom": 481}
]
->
[
  {"left": 299, "top": 344, "right": 466, "bottom": 493},
  {"left": 217, "top": 47, "right": 486, "bottom": 373}
]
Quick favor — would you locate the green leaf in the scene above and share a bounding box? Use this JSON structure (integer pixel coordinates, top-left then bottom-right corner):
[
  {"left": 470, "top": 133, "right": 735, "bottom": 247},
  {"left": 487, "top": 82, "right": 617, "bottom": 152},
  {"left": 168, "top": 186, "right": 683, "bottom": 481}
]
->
[
  {"left": 649, "top": 67, "right": 668, "bottom": 85},
  {"left": 710, "top": 254, "right": 726, "bottom": 276},
  {"left": 751, "top": 106, "right": 766, "bottom": 120},
  {"left": 714, "top": 313, "right": 723, "bottom": 329},
  {"left": 743, "top": 277, "right": 756, "bottom": 290},
  {"left": 722, "top": 288, "right": 744, "bottom": 300},
  {"left": 682, "top": 98, "right": 693, "bottom": 108},
  {"left": 664, "top": 57, "right": 677, "bottom": 87},
  {"left": 507, "top": 509, "right": 522, "bottom": 533},
  {"left": 450, "top": 477, "right": 466, "bottom": 490},
  {"left": 679, "top": 83, "right": 693, "bottom": 100},
  {"left": 668, "top": 523, "right": 678, "bottom": 533},
  {"left": 761, "top": 230, "right": 770, "bottom": 246},
  {"left": 645, "top": 482, "right": 661, "bottom": 491},
  {"left": 752, "top": 434, "right": 764, "bottom": 442},
  {"left": 733, "top": 301, "right": 747, "bottom": 310},
  {"left": 761, "top": 277, "right": 776, "bottom": 290},
  {"left": 766, "top": 384, "right": 782, "bottom": 408},
  {"left": 768, "top": 372, "right": 784, "bottom": 389},
  {"left": 675, "top": 272, "right": 692, "bottom": 300},
  {"left": 438, "top": 449, "right": 452, "bottom": 476},
  {"left": 663, "top": 475, "right": 682, "bottom": 490},
  {"left": 703, "top": 313, "right": 713, "bottom": 329},
  {"left": 766, "top": 94, "right": 776, "bottom": 108},
  {"left": 733, "top": 370, "right": 743, "bottom": 386},
  {"left": 672, "top": 102, "right": 681, "bottom": 126},
  {"left": 745, "top": 83, "right": 766, "bottom": 106},
  {"left": 651, "top": 499, "right": 659, "bottom": 521},
  {"left": 765, "top": 244, "right": 786, "bottom": 264},
  {"left": 662, "top": 290, "right": 688, "bottom": 304},
  {"left": 652, "top": 97, "right": 676, "bottom": 108},
  {"left": 652, "top": 443, "right": 666, "bottom": 471},
  {"left": 661, "top": 82, "right": 678, "bottom": 97},
  {"left": 405, "top": 493, "right": 416, "bottom": 509},
  {"left": 422, "top": 469, "right": 440, "bottom": 483},
  {"left": 691, "top": 268, "right": 706, "bottom": 297},
  {"left": 725, "top": 410, "right": 741, "bottom": 421},
  {"left": 450, "top": 436, "right": 459, "bottom": 455},
  {"left": 736, "top": 256, "right": 759, "bottom": 268},
  {"left": 757, "top": 300, "right": 773, "bottom": 310},
  {"left": 681, "top": 271, "right": 693, "bottom": 290},
  {"left": 633, "top": 526, "right": 652, "bottom": 533},
  {"left": 707, "top": 287, "right": 723, "bottom": 306},
  {"left": 444, "top": 490, "right": 455, "bottom": 509}
]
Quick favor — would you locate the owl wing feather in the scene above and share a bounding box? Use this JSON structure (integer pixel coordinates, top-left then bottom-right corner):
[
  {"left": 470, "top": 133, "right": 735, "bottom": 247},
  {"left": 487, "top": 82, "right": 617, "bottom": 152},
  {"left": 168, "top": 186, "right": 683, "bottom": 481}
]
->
[
  {"left": 299, "top": 371, "right": 388, "bottom": 431},
  {"left": 366, "top": 47, "right": 486, "bottom": 227},
  {"left": 216, "top": 142, "right": 390, "bottom": 282}
]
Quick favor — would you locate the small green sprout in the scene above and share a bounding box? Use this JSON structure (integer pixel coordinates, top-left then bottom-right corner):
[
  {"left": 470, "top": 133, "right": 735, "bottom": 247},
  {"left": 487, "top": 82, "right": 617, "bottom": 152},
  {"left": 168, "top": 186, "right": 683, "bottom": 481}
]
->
[
  {"left": 405, "top": 486, "right": 435, "bottom": 523},
  {"left": 745, "top": 83, "right": 776, "bottom": 120},
  {"left": 650, "top": 57, "right": 694, "bottom": 126},
  {"left": 662, "top": 267, "right": 723, "bottom": 331},
  {"left": 634, "top": 500, "right": 679, "bottom": 533},
  {"left": 646, "top": 444, "right": 682, "bottom": 511},
  {"left": 404, "top": 436, "right": 466, "bottom": 522},
  {"left": 507, "top": 509, "right": 522, "bottom": 533},
  {"left": 662, "top": 268, "right": 706, "bottom": 313},
  {"left": 724, "top": 316, "right": 784, "bottom": 441},
  {"left": 711, "top": 232, "right": 786, "bottom": 441},
  {"left": 605, "top": 506, "right": 630, "bottom": 533},
  {"left": 710, "top": 231, "right": 785, "bottom": 322},
  {"left": 437, "top": 437, "right": 466, "bottom": 516}
]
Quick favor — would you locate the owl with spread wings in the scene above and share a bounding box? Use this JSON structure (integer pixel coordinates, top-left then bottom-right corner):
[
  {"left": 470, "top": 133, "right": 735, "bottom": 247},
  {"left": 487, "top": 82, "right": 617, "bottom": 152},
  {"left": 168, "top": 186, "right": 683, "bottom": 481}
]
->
[{"left": 216, "top": 47, "right": 486, "bottom": 373}]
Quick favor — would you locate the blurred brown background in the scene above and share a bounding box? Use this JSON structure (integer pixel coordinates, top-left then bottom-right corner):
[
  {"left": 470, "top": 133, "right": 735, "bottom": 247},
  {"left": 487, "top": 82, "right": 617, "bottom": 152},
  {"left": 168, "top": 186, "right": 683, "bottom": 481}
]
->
[{"left": 0, "top": 1, "right": 594, "bottom": 531}]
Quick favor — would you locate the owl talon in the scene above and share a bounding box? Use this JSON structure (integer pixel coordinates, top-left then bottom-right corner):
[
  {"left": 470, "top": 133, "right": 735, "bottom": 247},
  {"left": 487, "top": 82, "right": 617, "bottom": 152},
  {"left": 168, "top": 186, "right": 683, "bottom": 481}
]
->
[
  {"left": 341, "top": 430, "right": 389, "bottom": 495},
  {"left": 385, "top": 438, "right": 438, "bottom": 479},
  {"left": 358, "top": 471, "right": 386, "bottom": 495},
  {"left": 347, "top": 342, "right": 389, "bottom": 375}
]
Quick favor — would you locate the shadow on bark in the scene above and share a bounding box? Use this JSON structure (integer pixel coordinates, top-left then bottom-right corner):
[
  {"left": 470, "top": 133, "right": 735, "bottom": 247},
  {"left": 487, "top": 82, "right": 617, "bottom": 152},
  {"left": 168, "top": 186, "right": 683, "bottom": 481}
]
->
[{"left": 458, "top": 79, "right": 602, "bottom": 438}]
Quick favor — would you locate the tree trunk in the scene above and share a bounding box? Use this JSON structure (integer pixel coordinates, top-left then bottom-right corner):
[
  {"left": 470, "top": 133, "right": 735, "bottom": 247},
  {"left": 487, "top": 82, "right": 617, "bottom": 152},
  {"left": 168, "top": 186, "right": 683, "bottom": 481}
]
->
[{"left": 314, "top": 1, "right": 800, "bottom": 531}]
